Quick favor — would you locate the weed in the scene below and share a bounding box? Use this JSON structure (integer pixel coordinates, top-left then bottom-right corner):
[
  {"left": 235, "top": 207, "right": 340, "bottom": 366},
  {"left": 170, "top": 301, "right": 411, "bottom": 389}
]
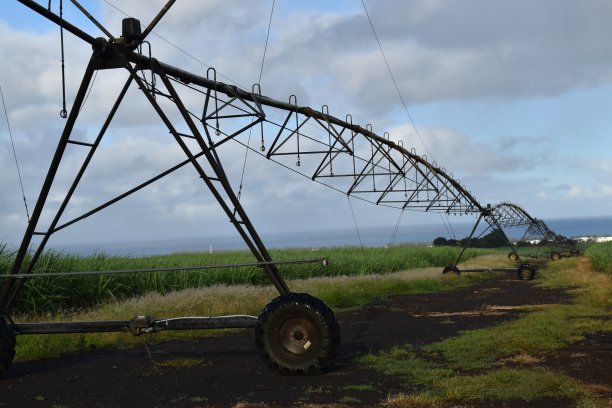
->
[
  {"left": 189, "top": 396, "right": 208, "bottom": 402},
  {"left": 157, "top": 358, "right": 207, "bottom": 368},
  {"left": 338, "top": 396, "right": 361, "bottom": 405},
  {"left": 439, "top": 367, "right": 584, "bottom": 401},
  {"left": 305, "top": 385, "right": 331, "bottom": 395},
  {"left": 341, "top": 384, "right": 375, "bottom": 392},
  {"left": 383, "top": 393, "right": 440, "bottom": 408},
  {"left": 499, "top": 352, "right": 543, "bottom": 365},
  {"left": 360, "top": 345, "right": 454, "bottom": 385}
]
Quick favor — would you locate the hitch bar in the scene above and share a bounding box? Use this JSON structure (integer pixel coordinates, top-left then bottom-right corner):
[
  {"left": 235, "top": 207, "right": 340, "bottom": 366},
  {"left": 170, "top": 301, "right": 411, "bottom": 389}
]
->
[{"left": 14, "top": 315, "right": 258, "bottom": 335}]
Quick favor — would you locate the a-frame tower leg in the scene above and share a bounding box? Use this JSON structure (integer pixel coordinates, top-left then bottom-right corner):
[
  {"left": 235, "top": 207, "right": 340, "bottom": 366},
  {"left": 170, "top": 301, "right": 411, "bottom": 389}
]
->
[{"left": 0, "top": 56, "right": 98, "bottom": 311}]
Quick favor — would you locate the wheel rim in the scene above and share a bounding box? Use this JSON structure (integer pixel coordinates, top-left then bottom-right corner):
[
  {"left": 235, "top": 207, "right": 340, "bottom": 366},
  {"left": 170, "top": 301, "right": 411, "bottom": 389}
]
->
[
  {"left": 443, "top": 265, "right": 459, "bottom": 275},
  {"left": 518, "top": 264, "right": 535, "bottom": 280},
  {"left": 0, "top": 314, "right": 16, "bottom": 375},
  {"left": 276, "top": 316, "right": 320, "bottom": 357}
]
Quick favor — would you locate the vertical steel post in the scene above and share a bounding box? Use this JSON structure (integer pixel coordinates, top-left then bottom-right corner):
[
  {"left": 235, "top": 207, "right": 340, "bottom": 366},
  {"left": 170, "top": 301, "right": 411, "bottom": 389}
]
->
[{"left": 453, "top": 213, "right": 484, "bottom": 266}]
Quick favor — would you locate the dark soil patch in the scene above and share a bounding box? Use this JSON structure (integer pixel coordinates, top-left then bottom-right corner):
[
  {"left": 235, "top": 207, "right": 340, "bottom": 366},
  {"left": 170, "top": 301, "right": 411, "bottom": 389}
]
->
[
  {"left": 541, "top": 329, "right": 612, "bottom": 398},
  {"left": 0, "top": 273, "right": 607, "bottom": 407}
]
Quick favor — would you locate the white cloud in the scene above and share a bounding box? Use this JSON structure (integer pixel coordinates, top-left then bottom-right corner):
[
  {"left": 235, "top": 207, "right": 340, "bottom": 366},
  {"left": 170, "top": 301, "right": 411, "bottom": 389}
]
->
[{"left": 565, "top": 184, "right": 612, "bottom": 199}]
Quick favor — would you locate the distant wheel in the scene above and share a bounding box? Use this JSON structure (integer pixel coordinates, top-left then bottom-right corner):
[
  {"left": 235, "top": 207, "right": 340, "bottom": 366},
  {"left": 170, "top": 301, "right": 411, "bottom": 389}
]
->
[
  {"left": 442, "top": 265, "right": 460, "bottom": 275},
  {"left": 508, "top": 252, "right": 519, "bottom": 261},
  {"left": 255, "top": 292, "right": 340, "bottom": 375},
  {"left": 517, "top": 263, "right": 536, "bottom": 281},
  {"left": 0, "top": 314, "right": 16, "bottom": 376},
  {"left": 550, "top": 251, "right": 561, "bottom": 261}
]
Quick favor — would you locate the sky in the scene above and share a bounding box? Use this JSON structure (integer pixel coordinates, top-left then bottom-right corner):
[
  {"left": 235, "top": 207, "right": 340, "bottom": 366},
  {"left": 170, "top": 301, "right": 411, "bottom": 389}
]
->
[{"left": 1, "top": 0, "right": 611, "bottom": 251}]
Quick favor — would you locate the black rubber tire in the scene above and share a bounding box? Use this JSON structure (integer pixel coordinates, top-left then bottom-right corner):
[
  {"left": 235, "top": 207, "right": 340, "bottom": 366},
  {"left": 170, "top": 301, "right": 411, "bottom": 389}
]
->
[
  {"left": 442, "top": 265, "right": 460, "bottom": 275},
  {"left": 0, "top": 314, "right": 16, "bottom": 376},
  {"left": 517, "top": 263, "right": 536, "bottom": 281},
  {"left": 255, "top": 292, "right": 340, "bottom": 375},
  {"left": 550, "top": 251, "right": 561, "bottom": 261},
  {"left": 508, "top": 252, "right": 519, "bottom": 261}
]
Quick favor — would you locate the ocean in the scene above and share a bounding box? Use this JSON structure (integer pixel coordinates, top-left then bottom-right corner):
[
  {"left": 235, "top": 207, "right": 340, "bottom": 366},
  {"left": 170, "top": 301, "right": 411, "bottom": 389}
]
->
[{"left": 48, "top": 216, "right": 612, "bottom": 256}]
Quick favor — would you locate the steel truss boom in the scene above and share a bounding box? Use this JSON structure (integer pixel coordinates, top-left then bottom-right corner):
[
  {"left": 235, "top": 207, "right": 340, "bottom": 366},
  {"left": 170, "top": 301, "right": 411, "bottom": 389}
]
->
[
  {"left": 489, "top": 202, "right": 574, "bottom": 251},
  {"left": 492, "top": 202, "right": 577, "bottom": 255},
  {"left": 451, "top": 202, "right": 577, "bottom": 268},
  {"left": 130, "top": 52, "right": 483, "bottom": 215}
]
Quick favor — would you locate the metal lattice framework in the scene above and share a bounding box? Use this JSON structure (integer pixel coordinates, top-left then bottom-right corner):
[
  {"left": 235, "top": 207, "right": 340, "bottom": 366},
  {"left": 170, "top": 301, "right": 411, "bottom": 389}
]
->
[
  {"left": 451, "top": 202, "right": 578, "bottom": 267},
  {"left": 493, "top": 202, "right": 577, "bottom": 256}
]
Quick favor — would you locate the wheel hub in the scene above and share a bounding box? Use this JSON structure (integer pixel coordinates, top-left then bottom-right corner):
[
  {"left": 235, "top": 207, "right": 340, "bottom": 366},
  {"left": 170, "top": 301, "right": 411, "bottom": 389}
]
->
[{"left": 277, "top": 317, "right": 316, "bottom": 356}]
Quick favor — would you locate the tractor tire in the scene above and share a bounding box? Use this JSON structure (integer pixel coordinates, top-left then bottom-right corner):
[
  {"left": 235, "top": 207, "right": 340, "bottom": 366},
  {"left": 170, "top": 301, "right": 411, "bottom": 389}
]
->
[
  {"left": 550, "top": 251, "right": 561, "bottom": 261},
  {"left": 517, "top": 263, "right": 536, "bottom": 281},
  {"left": 0, "top": 314, "right": 16, "bottom": 376},
  {"left": 255, "top": 292, "right": 340, "bottom": 375},
  {"left": 442, "top": 265, "right": 460, "bottom": 276},
  {"left": 508, "top": 252, "right": 519, "bottom": 261}
]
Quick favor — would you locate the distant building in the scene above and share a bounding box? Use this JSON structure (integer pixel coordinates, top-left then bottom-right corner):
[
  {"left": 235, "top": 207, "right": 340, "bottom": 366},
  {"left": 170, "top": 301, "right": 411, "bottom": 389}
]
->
[{"left": 574, "top": 236, "right": 612, "bottom": 243}]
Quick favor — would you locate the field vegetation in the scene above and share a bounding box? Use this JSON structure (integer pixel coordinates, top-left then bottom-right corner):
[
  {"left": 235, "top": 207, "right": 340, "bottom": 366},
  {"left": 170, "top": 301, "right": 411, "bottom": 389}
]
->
[
  {"left": 5, "top": 249, "right": 504, "bottom": 362},
  {"left": 586, "top": 241, "right": 612, "bottom": 274},
  {"left": 0, "top": 244, "right": 493, "bottom": 313}
]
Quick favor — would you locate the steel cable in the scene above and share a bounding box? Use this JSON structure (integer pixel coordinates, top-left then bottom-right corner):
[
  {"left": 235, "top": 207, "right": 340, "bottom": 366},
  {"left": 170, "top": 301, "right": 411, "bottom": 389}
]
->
[
  {"left": 362, "top": 0, "right": 459, "bottom": 241},
  {"left": 237, "top": 0, "right": 276, "bottom": 201},
  {"left": 1, "top": 84, "right": 30, "bottom": 221}
]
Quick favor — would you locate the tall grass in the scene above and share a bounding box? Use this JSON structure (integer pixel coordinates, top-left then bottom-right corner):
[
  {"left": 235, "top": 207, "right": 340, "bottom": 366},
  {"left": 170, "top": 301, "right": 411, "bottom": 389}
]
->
[
  {"left": 0, "top": 244, "right": 492, "bottom": 314},
  {"left": 586, "top": 241, "right": 612, "bottom": 274}
]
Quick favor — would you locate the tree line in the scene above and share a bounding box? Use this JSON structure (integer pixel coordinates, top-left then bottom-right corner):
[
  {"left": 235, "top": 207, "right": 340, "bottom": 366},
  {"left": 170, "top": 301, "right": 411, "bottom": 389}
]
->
[{"left": 432, "top": 230, "right": 509, "bottom": 248}]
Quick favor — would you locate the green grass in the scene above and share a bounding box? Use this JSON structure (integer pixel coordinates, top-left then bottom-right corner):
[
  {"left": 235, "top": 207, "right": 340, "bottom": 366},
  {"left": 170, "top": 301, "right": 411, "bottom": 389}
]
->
[
  {"left": 425, "top": 303, "right": 608, "bottom": 370},
  {"left": 438, "top": 367, "right": 584, "bottom": 401},
  {"left": 362, "top": 347, "right": 585, "bottom": 405},
  {"left": 361, "top": 255, "right": 612, "bottom": 406},
  {"left": 360, "top": 345, "right": 453, "bottom": 385},
  {"left": 0, "top": 244, "right": 493, "bottom": 313},
  {"left": 586, "top": 241, "right": 612, "bottom": 274},
  {"left": 312, "top": 274, "right": 490, "bottom": 309}
]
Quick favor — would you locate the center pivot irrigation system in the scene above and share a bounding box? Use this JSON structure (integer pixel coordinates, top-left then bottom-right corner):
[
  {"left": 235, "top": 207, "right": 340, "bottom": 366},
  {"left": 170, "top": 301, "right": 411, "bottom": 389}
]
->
[
  {"left": 491, "top": 202, "right": 578, "bottom": 262},
  {"left": 442, "top": 201, "right": 579, "bottom": 280},
  {"left": 0, "top": 0, "right": 575, "bottom": 375}
]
